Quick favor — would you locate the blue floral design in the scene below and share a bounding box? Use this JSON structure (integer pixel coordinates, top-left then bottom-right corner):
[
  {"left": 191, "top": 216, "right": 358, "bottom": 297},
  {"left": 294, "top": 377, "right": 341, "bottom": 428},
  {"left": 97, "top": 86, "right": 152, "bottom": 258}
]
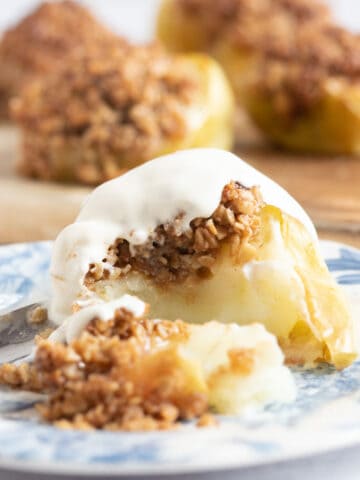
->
[
  {"left": 0, "top": 240, "right": 359, "bottom": 476},
  {"left": 0, "top": 242, "right": 51, "bottom": 313},
  {"left": 326, "top": 248, "right": 360, "bottom": 285}
]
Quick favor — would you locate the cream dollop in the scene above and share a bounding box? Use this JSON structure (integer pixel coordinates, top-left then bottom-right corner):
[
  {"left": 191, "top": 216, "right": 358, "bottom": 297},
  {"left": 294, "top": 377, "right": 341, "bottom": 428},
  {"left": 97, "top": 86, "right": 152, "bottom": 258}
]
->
[
  {"left": 49, "top": 295, "right": 146, "bottom": 344},
  {"left": 50, "top": 148, "right": 316, "bottom": 324}
]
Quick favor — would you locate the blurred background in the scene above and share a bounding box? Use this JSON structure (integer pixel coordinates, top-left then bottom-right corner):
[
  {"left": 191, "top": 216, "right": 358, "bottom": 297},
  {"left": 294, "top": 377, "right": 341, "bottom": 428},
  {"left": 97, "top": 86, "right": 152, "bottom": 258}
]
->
[
  {"left": 0, "top": 0, "right": 359, "bottom": 248},
  {"left": 0, "top": 0, "right": 358, "bottom": 40}
]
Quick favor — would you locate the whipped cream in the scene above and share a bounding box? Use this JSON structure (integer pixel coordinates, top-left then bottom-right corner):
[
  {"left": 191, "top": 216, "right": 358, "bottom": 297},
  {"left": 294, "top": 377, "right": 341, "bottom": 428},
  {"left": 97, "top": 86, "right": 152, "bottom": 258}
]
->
[{"left": 50, "top": 148, "right": 316, "bottom": 324}]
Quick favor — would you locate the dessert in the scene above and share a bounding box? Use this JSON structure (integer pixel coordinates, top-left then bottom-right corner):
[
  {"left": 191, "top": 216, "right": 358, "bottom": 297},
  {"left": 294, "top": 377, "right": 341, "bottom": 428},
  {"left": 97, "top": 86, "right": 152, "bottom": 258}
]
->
[
  {"left": 157, "top": 0, "right": 360, "bottom": 154},
  {"left": 50, "top": 148, "right": 358, "bottom": 369},
  {"left": 0, "top": 0, "right": 116, "bottom": 119},
  {"left": 1, "top": 148, "right": 356, "bottom": 431},
  {"left": 12, "top": 41, "right": 234, "bottom": 184},
  {"left": 0, "top": 295, "right": 295, "bottom": 430}
]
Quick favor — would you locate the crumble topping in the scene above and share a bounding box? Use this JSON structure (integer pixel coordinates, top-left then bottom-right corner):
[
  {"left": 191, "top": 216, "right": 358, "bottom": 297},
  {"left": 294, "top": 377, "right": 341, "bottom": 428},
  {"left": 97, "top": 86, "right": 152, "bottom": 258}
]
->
[
  {"left": 85, "top": 181, "right": 263, "bottom": 288},
  {"left": 0, "top": 307, "right": 209, "bottom": 431},
  {"left": 179, "top": 0, "right": 331, "bottom": 51},
  {"left": 178, "top": 0, "right": 360, "bottom": 115},
  {"left": 27, "top": 305, "right": 48, "bottom": 325},
  {"left": 1, "top": 305, "right": 282, "bottom": 430},
  {"left": 251, "top": 24, "right": 360, "bottom": 119},
  {"left": 0, "top": 1, "right": 116, "bottom": 112},
  {"left": 12, "top": 41, "right": 201, "bottom": 184}
]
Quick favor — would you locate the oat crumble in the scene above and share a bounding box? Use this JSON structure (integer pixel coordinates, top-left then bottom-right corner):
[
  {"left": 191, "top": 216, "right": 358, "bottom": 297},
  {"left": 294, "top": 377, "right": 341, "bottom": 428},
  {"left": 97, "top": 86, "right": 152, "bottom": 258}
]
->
[
  {"left": 179, "top": 0, "right": 331, "bottom": 52},
  {"left": 0, "top": 0, "right": 115, "bottom": 118},
  {"left": 12, "top": 41, "right": 201, "bottom": 184},
  {"left": 85, "top": 181, "right": 263, "bottom": 288},
  {"left": 0, "top": 307, "right": 210, "bottom": 431},
  {"left": 178, "top": 0, "right": 360, "bottom": 116}
]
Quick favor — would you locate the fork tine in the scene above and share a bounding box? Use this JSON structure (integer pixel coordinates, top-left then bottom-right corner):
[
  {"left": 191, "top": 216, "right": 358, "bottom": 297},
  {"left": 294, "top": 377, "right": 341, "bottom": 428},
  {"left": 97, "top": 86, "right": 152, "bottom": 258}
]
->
[{"left": 0, "top": 303, "right": 50, "bottom": 364}]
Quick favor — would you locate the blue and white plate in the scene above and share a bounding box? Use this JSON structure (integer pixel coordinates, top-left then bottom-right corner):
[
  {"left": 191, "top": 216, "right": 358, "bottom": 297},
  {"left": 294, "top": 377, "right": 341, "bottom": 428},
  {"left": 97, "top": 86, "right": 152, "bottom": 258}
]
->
[{"left": 0, "top": 240, "right": 359, "bottom": 477}]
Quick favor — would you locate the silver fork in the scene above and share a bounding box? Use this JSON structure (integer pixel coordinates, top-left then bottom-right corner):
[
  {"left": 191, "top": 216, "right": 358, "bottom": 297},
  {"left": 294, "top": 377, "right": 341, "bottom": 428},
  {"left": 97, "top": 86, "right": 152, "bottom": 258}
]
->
[
  {"left": 0, "top": 303, "right": 51, "bottom": 364},
  {"left": 0, "top": 304, "right": 51, "bottom": 417}
]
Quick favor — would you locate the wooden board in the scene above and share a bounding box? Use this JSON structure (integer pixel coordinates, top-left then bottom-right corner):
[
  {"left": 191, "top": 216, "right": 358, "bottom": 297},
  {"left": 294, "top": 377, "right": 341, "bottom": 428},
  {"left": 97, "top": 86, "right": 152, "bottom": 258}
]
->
[
  {"left": 0, "top": 126, "right": 91, "bottom": 243},
  {"left": 1, "top": 124, "right": 360, "bottom": 248}
]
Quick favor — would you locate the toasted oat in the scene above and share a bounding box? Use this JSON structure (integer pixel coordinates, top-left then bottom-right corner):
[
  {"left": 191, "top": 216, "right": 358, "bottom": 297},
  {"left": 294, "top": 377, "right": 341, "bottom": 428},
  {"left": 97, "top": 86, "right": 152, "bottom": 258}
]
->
[
  {"left": 85, "top": 181, "right": 263, "bottom": 288},
  {"left": 0, "top": 362, "right": 41, "bottom": 390},
  {"left": 12, "top": 40, "right": 200, "bottom": 184},
  {"left": 253, "top": 23, "right": 360, "bottom": 119},
  {"left": 179, "top": 0, "right": 331, "bottom": 51},
  {"left": 0, "top": 308, "right": 209, "bottom": 431}
]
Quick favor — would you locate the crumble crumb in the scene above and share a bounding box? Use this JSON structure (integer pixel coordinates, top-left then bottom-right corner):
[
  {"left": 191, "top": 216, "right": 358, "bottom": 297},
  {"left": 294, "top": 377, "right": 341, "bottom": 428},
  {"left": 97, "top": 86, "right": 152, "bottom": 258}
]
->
[
  {"left": 85, "top": 181, "right": 263, "bottom": 289},
  {"left": 0, "top": 362, "right": 40, "bottom": 390},
  {"left": 252, "top": 24, "right": 360, "bottom": 119},
  {"left": 27, "top": 305, "right": 48, "bottom": 325}
]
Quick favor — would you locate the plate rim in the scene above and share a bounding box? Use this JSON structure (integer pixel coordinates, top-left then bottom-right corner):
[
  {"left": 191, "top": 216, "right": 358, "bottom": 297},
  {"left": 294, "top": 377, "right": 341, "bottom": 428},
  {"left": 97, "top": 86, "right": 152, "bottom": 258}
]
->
[{"left": 0, "top": 429, "right": 358, "bottom": 477}]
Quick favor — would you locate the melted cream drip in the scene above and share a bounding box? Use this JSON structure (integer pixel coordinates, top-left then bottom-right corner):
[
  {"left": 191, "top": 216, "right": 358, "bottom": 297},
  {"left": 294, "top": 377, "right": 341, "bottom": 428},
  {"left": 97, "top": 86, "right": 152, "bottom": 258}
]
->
[{"left": 50, "top": 148, "right": 316, "bottom": 324}]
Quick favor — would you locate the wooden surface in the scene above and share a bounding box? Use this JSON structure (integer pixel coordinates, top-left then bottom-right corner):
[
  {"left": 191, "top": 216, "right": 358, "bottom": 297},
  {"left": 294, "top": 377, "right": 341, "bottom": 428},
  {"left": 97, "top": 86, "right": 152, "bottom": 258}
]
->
[
  {"left": 0, "top": 124, "right": 359, "bottom": 248},
  {"left": 0, "top": 127, "right": 91, "bottom": 242}
]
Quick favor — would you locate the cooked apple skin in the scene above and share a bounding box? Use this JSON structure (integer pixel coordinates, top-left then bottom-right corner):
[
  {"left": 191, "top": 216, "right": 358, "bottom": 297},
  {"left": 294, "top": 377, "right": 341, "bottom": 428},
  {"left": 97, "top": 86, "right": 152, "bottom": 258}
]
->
[
  {"left": 156, "top": 53, "right": 235, "bottom": 155},
  {"left": 157, "top": 0, "right": 210, "bottom": 53},
  {"left": 243, "top": 79, "right": 360, "bottom": 155},
  {"left": 208, "top": 41, "right": 360, "bottom": 155}
]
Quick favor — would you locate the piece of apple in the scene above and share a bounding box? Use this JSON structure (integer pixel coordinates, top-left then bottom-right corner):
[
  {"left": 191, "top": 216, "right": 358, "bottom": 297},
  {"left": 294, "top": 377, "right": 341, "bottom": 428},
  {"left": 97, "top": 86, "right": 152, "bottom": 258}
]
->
[
  {"left": 243, "top": 76, "right": 360, "bottom": 155},
  {"left": 156, "top": 53, "right": 235, "bottom": 155}
]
